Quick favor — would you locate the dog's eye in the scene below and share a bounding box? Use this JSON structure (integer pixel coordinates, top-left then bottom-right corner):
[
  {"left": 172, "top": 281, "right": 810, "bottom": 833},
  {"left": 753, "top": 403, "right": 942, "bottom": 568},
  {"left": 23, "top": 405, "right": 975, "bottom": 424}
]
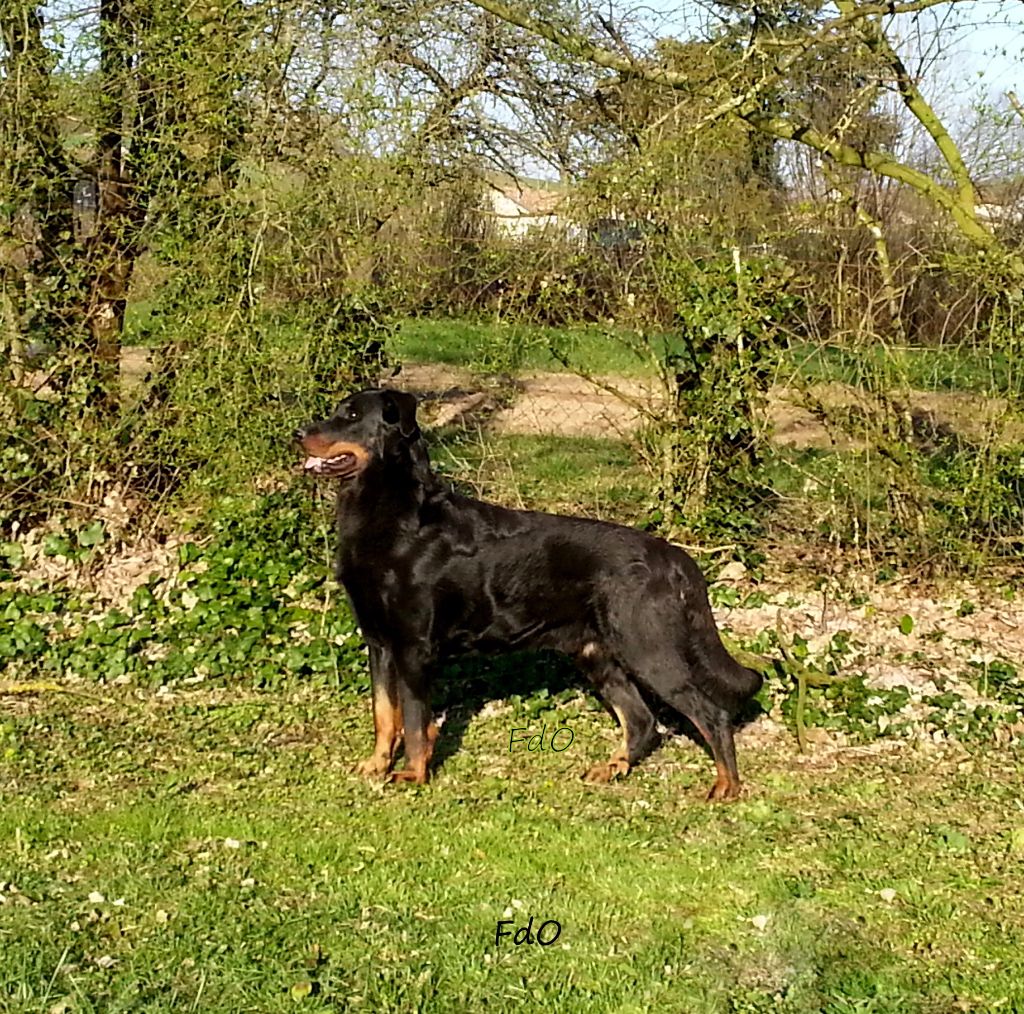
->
[{"left": 347, "top": 409, "right": 358, "bottom": 421}]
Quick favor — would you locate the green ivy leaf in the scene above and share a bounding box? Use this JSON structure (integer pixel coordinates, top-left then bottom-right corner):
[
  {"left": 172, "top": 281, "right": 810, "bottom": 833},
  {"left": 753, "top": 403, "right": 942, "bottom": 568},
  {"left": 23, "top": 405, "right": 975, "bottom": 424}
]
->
[{"left": 77, "top": 522, "right": 105, "bottom": 548}]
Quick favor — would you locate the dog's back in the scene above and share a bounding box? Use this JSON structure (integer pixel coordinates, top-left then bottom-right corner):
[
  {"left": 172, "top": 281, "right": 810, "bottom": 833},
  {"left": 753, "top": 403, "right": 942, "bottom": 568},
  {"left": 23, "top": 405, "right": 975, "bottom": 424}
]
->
[{"left": 398, "top": 491, "right": 762, "bottom": 716}]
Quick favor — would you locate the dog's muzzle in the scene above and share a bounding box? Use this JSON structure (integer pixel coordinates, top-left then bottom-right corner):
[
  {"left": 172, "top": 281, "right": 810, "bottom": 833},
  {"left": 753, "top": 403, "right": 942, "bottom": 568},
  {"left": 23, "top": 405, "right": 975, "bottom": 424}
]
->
[
  {"left": 304, "top": 452, "right": 360, "bottom": 477},
  {"left": 298, "top": 436, "right": 370, "bottom": 479}
]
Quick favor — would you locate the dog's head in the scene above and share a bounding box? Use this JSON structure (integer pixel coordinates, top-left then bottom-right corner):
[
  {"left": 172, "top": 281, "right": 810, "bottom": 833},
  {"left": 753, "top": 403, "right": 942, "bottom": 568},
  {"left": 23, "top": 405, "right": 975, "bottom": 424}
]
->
[{"left": 295, "top": 388, "right": 420, "bottom": 480}]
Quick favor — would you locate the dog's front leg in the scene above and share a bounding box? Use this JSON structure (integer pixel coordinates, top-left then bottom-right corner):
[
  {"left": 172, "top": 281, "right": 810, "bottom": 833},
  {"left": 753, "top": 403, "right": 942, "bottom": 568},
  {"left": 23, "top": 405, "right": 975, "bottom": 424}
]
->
[
  {"left": 355, "top": 643, "right": 403, "bottom": 779},
  {"left": 389, "top": 655, "right": 437, "bottom": 786}
]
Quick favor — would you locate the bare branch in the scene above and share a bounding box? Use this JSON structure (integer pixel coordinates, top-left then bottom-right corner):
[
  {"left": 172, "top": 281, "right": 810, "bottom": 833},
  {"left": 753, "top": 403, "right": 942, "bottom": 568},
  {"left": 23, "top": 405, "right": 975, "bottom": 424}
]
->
[
  {"left": 839, "top": 0, "right": 977, "bottom": 213},
  {"left": 749, "top": 111, "right": 996, "bottom": 250}
]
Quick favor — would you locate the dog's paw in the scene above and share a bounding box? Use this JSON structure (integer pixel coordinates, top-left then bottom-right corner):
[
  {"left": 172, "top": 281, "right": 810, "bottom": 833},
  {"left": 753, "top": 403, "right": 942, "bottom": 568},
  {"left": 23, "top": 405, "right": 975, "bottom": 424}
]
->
[
  {"left": 706, "top": 777, "right": 741, "bottom": 802},
  {"left": 354, "top": 755, "right": 392, "bottom": 779},
  {"left": 582, "top": 758, "right": 630, "bottom": 784}
]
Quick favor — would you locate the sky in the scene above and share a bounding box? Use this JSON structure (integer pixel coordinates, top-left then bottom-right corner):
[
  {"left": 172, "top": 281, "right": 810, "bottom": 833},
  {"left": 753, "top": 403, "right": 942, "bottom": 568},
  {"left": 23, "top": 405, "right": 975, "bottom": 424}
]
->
[
  {"left": 853, "top": 1, "right": 1024, "bottom": 174},
  {"left": 642, "top": 1, "right": 1024, "bottom": 107},
  {"left": 939, "top": 1, "right": 1024, "bottom": 96}
]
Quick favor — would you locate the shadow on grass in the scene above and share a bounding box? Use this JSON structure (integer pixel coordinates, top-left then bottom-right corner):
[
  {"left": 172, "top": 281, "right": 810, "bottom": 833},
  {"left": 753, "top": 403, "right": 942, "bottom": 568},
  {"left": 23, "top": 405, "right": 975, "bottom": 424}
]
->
[
  {"left": 430, "top": 650, "right": 581, "bottom": 770},
  {"left": 426, "top": 649, "right": 767, "bottom": 777}
]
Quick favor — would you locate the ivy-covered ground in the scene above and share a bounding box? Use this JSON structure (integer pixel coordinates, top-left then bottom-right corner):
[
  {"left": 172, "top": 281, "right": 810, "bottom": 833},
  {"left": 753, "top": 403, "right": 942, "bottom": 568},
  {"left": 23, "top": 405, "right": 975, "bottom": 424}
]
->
[{"left": 2, "top": 488, "right": 1024, "bottom": 1012}]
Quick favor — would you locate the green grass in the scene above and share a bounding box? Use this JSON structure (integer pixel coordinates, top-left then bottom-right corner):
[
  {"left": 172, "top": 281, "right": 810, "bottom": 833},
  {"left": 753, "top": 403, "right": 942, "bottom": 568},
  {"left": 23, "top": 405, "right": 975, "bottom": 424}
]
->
[
  {"left": 2, "top": 688, "right": 1023, "bottom": 1012},
  {"left": 789, "top": 341, "right": 1016, "bottom": 395},
  {"left": 394, "top": 318, "right": 657, "bottom": 376},
  {"left": 3, "top": 484, "right": 1024, "bottom": 1011},
  {"left": 433, "top": 432, "right": 649, "bottom": 520},
  {"left": 394, "top": 318, "right": 1021, "bottom": 395}
]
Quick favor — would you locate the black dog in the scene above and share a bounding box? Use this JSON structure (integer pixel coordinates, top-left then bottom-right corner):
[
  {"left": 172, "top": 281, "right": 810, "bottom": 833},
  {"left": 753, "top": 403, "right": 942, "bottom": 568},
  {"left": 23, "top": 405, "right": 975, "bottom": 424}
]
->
[{"left": 297, "top": 388, "right": 762, "bottom": 799}]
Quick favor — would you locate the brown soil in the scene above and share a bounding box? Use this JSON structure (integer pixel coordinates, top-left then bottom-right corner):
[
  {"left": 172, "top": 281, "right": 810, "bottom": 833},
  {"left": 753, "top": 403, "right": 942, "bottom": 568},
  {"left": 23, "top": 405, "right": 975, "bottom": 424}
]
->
[
  {"left": 394, "top": 364, "right": 1023, "bottom": 450},
  {"left": 75, "top": 350, "right": 1024, "bottom": 450},
  {"left": 489, "top": 372, "right": 656, "bottom": 439}
]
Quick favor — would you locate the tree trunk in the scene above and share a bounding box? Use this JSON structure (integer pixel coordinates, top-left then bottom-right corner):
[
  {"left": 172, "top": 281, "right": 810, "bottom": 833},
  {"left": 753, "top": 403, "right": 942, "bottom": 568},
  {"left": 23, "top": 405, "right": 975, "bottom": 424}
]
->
[
  {"left": 80, "top": 0, "right": 132, "bottom": 408},
  {"left": 1, "top": 4, "right": 81, "bottom": 354}
]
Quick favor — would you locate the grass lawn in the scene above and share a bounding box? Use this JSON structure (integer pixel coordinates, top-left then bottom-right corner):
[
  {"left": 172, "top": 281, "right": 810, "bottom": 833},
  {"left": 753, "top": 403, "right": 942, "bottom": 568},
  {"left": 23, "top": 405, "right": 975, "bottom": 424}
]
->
[
  {"left": 394, "top": 318, "right": 652, "bottom": 376},
  {"left": 789, "top": 341, "right": 1015, "bottom": 395},
  {"left": 394, "top": 318, "right": 1018, "bottom": 395},
  {"left": 433, "top": 432, "right": 649, "bottom": 521},
  {"left": 2, "top": 686, "right": 1023, "bottom": 1013}
]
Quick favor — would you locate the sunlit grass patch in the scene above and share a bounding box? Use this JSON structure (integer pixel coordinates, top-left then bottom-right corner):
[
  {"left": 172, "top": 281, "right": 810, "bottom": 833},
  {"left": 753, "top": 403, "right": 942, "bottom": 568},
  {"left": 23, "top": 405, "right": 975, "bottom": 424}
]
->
[{"left": 1, "top": 687, "right": 1023, "bottom": 1012}]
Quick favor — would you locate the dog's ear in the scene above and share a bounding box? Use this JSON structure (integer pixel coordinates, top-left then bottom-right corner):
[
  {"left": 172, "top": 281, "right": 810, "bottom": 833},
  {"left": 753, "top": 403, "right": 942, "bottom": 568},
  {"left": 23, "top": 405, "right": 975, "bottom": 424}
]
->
[{"left": 381, "top": 389, "right": 419, "bottom": 438}]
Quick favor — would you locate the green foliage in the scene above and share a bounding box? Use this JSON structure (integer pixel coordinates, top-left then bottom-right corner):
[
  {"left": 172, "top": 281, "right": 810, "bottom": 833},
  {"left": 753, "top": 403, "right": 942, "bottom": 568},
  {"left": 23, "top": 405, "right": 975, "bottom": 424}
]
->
[
  {"left": 0, "top": 375, "right": 124, "bottom": 531},
  {"left": 425, "top": 232, "right": 624, "bottom": 327},
  {"left": 116, "top": 295, "right": 394, "bottom": 505},
  {"left": 925, "top": 444, "right": 1024, "bottom": 542},
  {"left": 1, "top": 489, "right": 364, "bottom": 690},
  {"left": 967, "top": 658, "right": 1023, "bottom": 709},
  {"left": 784, "top": 674, "right": 914, "bottom": 742},
  {"left": 743, "top": 621, "right": 1024, "bottom": 748},
  {"left": 3, "top": 0, "right": 1024, "bottom": 581},
  {"left": 769, "top": 280, "right": 1024, "bottom": 568},
  {"left": 1, "top": 393, "right": 66, "bottom": 525},
  {"left": 638, "top": 251, "right": 803, "bottom": 539}
]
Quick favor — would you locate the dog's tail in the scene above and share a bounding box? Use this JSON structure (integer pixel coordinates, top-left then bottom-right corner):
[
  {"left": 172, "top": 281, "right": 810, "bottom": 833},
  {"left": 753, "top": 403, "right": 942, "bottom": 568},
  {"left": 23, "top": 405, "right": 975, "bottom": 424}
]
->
[
  {"left": 679, "top": 570, "right": 765, "bottom": 714},
  {"left": 694, "top": 617, "right": 764, "bottom": 714}
]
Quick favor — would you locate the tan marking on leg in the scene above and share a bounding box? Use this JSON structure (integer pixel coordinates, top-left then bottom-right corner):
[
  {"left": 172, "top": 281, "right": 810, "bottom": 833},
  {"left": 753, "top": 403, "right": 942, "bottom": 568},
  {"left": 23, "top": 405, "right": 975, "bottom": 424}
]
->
[
  {"left": 355, "top": 683, "right": 403, "bottom": 779},
  {"left": 688, "top": 717, "right": 741, "bottom": 802},
  {"left": 580, "top": 641, "right": 600, "bottom": 660},
  {"left": 390, "top": 720, "right": 438, "bottom": 786},
  {"left": 611, "top": 704, "right": 629, "bottom": 756},
  {"left": 582, "top": 703, "right": 632, "bottom": 784},
  {"left": 582, "top": 754, "right": 631, "bottom": 783},
  {"left": 706, "top": 756, "right": 741, "bottom": 802}
]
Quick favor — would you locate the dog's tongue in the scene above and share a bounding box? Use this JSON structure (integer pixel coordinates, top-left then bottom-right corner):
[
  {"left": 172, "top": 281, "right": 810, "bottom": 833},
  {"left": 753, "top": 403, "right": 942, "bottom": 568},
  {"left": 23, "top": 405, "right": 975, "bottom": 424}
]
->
[{"left": 304, "top": 456, "right": 325, "bottom": 472}]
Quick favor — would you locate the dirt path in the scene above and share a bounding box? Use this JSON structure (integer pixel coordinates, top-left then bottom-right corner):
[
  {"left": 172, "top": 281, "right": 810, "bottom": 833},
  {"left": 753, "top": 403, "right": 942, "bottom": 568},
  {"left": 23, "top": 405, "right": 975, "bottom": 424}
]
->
[
  {"left": 394, "top": 364, "right": 1022, "bottom": 448},
  {"left": 113, "top": 350, "right": 1023, "bottom": 448}
]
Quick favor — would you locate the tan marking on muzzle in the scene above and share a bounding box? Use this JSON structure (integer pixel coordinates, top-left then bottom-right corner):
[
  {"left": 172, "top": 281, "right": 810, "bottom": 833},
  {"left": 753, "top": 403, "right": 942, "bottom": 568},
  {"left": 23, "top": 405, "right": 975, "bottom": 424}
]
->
[{"left": 300, "top": 435, "right": 371, "bottom": 467}]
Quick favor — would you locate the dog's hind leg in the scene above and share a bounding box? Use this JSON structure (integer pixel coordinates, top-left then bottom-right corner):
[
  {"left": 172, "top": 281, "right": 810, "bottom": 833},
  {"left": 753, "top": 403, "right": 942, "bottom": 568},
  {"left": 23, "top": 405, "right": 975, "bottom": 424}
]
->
[
  {"left": 356, "top": 644, "right": 404, "bottom": 779},
  {"left": 578, "top": 646, "right": 659, "bottom": 783},
  {"left": 659, "top": 683, "right": 742, "bottom": 801},
  {"left": 620, "top": 645, "right": 744, "bottom": 800}
]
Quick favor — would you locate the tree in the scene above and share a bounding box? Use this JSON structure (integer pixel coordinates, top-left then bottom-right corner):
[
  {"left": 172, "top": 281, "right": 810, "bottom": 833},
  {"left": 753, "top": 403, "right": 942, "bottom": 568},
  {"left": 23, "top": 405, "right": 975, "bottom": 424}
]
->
[
  {"left": 1, "top": 5, "right": 78, "bottom": 375},
  {"left": 1, "top": 1, "right": 249, "bottom": 405},
  {"left": 2, "top": 0, "right": 611, "bottom": 404},
  {"left": 462, "top": 0, "right": 1024, "bottom": 276}
]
